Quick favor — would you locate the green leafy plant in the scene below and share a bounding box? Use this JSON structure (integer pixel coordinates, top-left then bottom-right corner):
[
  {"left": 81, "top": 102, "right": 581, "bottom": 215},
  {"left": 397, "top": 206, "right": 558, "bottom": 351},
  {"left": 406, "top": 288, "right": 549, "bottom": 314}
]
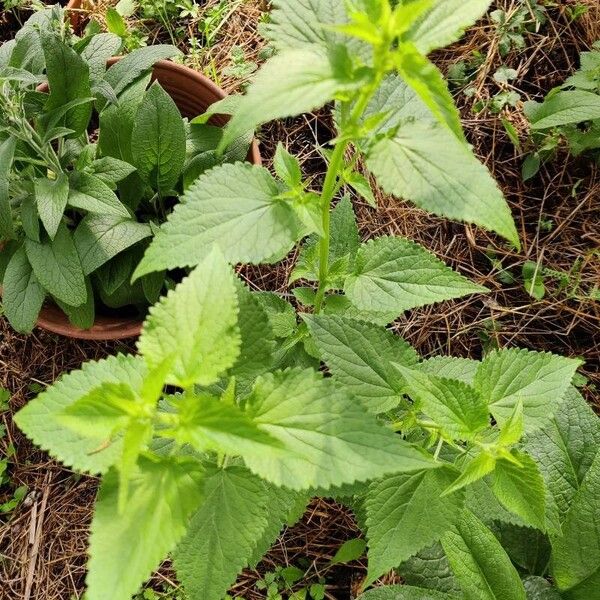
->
[
  {"left": 491, "top": 0, "right": 547, "bottom": 57},
  {"left": 12, "top": 2, "right": 597, "bottom": 600},
  {"left": 523, "top": 41, "right": 600, "bottom": 179},
  {"left": 0, "top": 11, "right": 248, "bottom": 333}
]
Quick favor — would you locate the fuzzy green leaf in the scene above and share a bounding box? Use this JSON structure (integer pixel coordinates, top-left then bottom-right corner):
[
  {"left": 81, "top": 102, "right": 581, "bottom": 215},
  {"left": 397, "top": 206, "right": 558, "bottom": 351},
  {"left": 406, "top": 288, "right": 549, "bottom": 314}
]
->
[
  {"left": 366, "top": 122, "right": 519, "bottom": 247},
  {"left": 418, "top": 356, "right": 480, "bottom": 385},
  {"left": 14, "top": 354, "right": 146, "bottom": 473},
  {"left": 134, "top": 163, "right": 303, "bottom": 278},
  {"left": 344, "top": 236, "right": 487, "bottom": 315},
  {"left": 25, "top": 223, "right": 87, "bottom": 306},
  {"left": 41, "top": 33, "right": 92, "bottom": 137},
  {"left": 395, "top": 365, "right": 489, "bottom": 440},
  {"left": 407, "top": 0, "right": 493, "bottom": 55},
  {"left": 1, "top": 246, "right": 45, "bottom": 333},
  {"left": 165, "top": 392, "right": 281, "bottom": 456},
  {"left": 137, "top": 248, "right": 240, "bottom": 388},
  {"left": 473, "top": 348, "right": 582, "bottom": 432},
  {"left": 73, "top": 214, "right": 152, "bottom": 275},
  {"left": 265, "top": 0, "right": 347, "bottom": 50},
  {"left": 358, "top": 586, "right": 455, "bottom": 599},
  {"left": 527, "top": 90, "right": 600, "bottom": 129},
  {"left": 220, "top": 46, "right": 363, "bottom": 150},
  {"left": 87, "top": 457, "right": 204, "bottom": 600},
  {"left": 243, "top": 368, "right": 436, "bottom": 490},
  {"left": 523, "top": 387, "right": 600, "bottom": 516},
  {"left": 365, "top": 468, "right": 464, "bottom": 585},
  {"left": 81, "top": 33, "right": 122, "bottom": 81},
  {"left": 131, "top": 82, "right": 186, "bottom": 194},
  {"left": 35, "top": 174, "right": 69, "bottom": 240},
  {"left": 0, "top": 137, "right": 17, "bottom": 239},
  {"left": 88, "top": 157, "right": 137, "bottom": 187},
  {"left": 103, "top": 45, "right": 180, "bottom": 97},
  {"left": 395, "top": 43, "right": 465, "bottom": 141},
  {"left": 304, "top": 314, "right": 419, "bottom": 413},
  {"left": 68, "top": 172, "right": 130, "bottom": 217},
  {"left": 492, "top": 451, "right": 547, "bottom": 531},
  {"left": 551, "top": 453, "right": 600, "bottom": 591},
  {"left": 441, "top": 510, "right": 526, "bottom": 600},
  {"left": 174, "top": 466, "right": 270, "bottom": 600}
]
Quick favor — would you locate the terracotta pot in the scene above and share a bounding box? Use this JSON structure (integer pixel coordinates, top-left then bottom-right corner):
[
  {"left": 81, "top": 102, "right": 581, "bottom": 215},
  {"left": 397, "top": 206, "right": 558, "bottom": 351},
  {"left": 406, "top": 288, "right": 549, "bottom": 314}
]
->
[
  {"left": 65, "top": 0, "right": 83, "bottom": 31},
  {"left": 15, "top": 58, "right": 261, "bottom": 340}
]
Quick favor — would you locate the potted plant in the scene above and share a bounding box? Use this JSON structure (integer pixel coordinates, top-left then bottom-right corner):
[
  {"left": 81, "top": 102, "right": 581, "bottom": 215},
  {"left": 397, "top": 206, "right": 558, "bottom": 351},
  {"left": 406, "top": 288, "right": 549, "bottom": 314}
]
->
[{"left": 0, "top": 27, "right": 259, "bottom": 339}]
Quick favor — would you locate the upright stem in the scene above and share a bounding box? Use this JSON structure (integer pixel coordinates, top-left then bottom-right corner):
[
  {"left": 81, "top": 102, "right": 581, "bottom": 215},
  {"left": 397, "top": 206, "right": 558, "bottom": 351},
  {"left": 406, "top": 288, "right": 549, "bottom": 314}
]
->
[{"left": 313, "top": 76, "right": 384, "bottom": 313}]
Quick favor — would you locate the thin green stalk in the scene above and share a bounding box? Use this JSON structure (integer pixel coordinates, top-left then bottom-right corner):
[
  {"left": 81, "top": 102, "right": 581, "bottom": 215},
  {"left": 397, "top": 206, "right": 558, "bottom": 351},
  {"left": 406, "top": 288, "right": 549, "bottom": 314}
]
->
[{"left": 313, "top": 75, "right": 384, "bottom": 313}]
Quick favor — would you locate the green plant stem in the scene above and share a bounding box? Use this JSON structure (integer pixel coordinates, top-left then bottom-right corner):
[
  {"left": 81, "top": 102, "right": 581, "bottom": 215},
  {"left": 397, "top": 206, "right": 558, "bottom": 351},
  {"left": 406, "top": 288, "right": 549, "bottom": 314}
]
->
[{"left": 313, "top": 78, "right": 383, "bottom": 313}]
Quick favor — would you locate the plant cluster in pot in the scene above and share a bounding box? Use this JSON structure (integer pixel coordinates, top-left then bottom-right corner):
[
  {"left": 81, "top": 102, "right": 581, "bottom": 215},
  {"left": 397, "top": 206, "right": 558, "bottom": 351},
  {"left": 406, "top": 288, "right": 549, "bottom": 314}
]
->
[{"left": 0, "top": 25, "right": 260, "bottom": 340}]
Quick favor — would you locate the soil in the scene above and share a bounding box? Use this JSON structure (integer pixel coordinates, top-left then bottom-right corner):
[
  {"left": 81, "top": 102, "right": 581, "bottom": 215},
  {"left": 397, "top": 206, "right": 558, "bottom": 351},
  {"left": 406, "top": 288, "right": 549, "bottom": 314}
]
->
[{"left": 0, "top": 1, "right": 599, "bottom": 599}]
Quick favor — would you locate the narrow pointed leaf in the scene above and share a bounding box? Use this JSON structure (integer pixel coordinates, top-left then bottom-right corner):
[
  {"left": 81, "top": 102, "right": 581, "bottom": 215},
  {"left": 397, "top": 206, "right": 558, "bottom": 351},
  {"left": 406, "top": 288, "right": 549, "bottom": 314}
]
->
[{"left": 35, "top": 174, "right": 69, "bottom": 239}]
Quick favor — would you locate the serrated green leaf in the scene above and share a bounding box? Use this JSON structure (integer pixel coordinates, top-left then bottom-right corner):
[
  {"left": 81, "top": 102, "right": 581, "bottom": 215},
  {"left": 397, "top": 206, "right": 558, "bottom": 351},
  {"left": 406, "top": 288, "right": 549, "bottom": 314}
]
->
[
  {"left": 131, "top": 82, "right": 186, "bottom": 194},
  {"left": 174, "top": 465, "right": 269, "bottom": 600},
  {"left": 0, "top": 137, "right": 17, "bottom": 239},
  {"left": 25, "top": 223, "right": 86, "bottom": 306},
  {"left": 473, "top": 348, "right": 582, "bottom": 432},
  {"left": 418, "top": 356, "right": 479, "bottom": 385},
  {"left": 254, "top": 292, "right": 297, "bottom": 338},
  {"left": 138, "top": 248, "right": 240, "bottom": 388},
  {"left": 35, "top": 174, "right": 69, "bottom": 240},
  {"left": 274, "top": 142, "right": 302, "bottom": 187},
  {"left": 1, "top": 246, "right": 45, "bottom": 333},
  {"left": 345, "top": 236, "right": 487, "bottom": 316},
  {"left": 523, "top": 387, "right": 600, "bottom": 516},
  {"left": 365, "top": 467, "right": 464, "bottom": 585},
  {"left": 58, "top": 381, "right": 137, "bottom": 439},
  {"left": 41, "top": 33, "right": 92, "bottom": 137},
  {"left": 443, "top": 451, "right": 496, "bottom": 496},
  {"left": 14, "top": 354, "right": 146, "bottom": 473},
  {"left": 220, "top": 46, "right": 363, "bottom": 150},
  {"left": 248, "top": 485, "right": 303, "bottom": 568},
  {"left": 398, "top": 542, "right": 461, "bottom": 596},
  {"left": 551, "top": 452, "right": 600, "bottom": 591},
  {"left": 527, "top": 90, "right": 600, "bottom": 129},
  {"left": 441, "top": 510, "right": 526, "bottom": 600},
  {"left": 230, "top": 284, "right": 276, "bottom": 380},
  {"left": 466, "top": 478, "right": 526, "bottom": 528},
  {"left": 68, "top": 172, "right": 130, "bottom": 218},
  {"left": 243, "top": 368, "right": 436, "bottom": 490},
  {"left": 492, "top": 451, "right": 546, "bottom": 531},
  {"left": 304, "top": 314, "right": 419, "bottom": 413},
  {"left": 395, "top": 365, "right": 489, "bottom": 440},
  {"left": 362, "top": 74, "right": 434, "bottom": 137},
  {"left": 265, "top": 0, "right": 347, "bottom": 50},
  {"left": 366, "top": 122, "right": 519, "bottom": 247},
  {"left": 87, "top": 457, "right": 204, "bottom": 600},
  {"left": 73, "top": 214, "right": 152, "bottom": 275},
  {"left": 407, "top": 0, "right": 493, "bottom": 55},
  {"left": 395, "top": 43, "right": 465, "bottom": 141},
  {"left": 165, "top": 392, "right": 280, "bottom": 456},
  {"left": 134, "top": 163, "right": 303, "bottom": 278}
]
